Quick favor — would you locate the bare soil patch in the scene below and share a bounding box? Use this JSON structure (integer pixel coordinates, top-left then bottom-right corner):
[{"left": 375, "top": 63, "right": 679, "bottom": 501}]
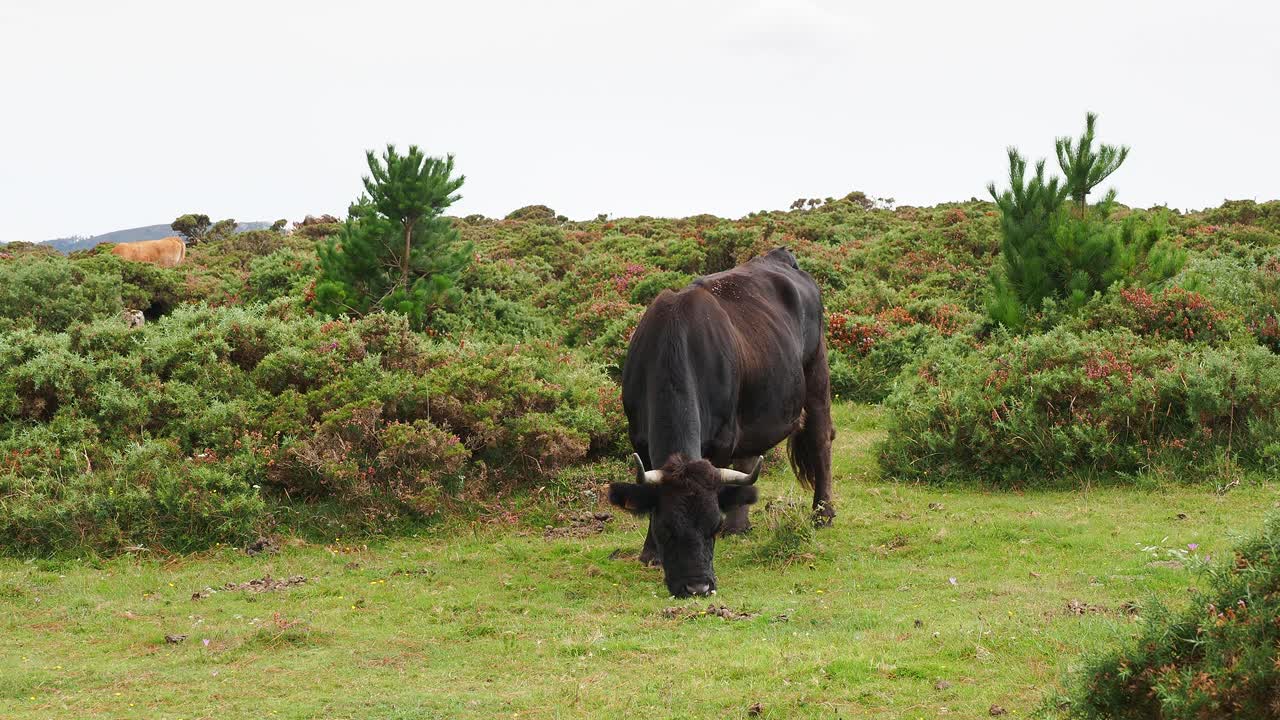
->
[
  {"left": 661, "top": 604, "right": 758, "bottom": 621},
  {"left": 544, "top": 511, "right": 612, "bottom": 540}
]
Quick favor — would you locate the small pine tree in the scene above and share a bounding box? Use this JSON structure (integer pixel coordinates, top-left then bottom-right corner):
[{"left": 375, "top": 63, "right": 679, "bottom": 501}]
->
[
  {"left": 987, "top": 115, "right": 1181, "bottom": 329},
  {"left": 986, "top": 148, "right": 1068, "bottom": 327},
  {"left": 314, "top": 145, "right": 472, "bottom": 327},
  {"left": 1055, "top": 112, "right": 1129, "bottom": 215}
]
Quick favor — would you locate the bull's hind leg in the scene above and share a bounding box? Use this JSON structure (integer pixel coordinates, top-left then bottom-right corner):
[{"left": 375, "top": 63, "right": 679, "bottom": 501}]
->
[{"left": 789, "top": 342, "right": 836, "bottom": 525}]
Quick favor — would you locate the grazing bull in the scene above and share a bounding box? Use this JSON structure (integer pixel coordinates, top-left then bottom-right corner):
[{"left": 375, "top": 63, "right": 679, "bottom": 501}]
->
[
  {"left": 109, "top": 236, "right": 186, "bottom": 268},
  {"left": 609, "top": 247, "right": 835, "bottom": 597}
]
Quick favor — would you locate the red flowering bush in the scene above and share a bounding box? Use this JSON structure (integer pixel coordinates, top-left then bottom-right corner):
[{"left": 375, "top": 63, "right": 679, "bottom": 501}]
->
[
  {"left": 1121, "top": 287, "right": 1228, "bottom": 341},
  {"left": 827, "top": 312, "right": 889, "bottom": 355}
]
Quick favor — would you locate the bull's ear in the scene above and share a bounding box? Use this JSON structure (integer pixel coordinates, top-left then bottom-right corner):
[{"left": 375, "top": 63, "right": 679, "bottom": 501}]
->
[
  {"left": 608, "top": 483, "right": 659, "bottom": 515},
  {"left": 718, "top": 484, "right": 759, "bottom": 511}
]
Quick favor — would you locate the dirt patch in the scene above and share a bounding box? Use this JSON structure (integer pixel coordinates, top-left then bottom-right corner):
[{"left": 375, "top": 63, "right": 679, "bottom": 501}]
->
[
  {"left": 872, "top": 534, "right": 909, "bottom": 555},
  {"left": 389, "top": 567, "right": 433, "bottom": 578},
  {"left": 544, "top": 511, "right": 612, "bottom": 540},
  {"left": 608, "top": 548, "right": 638, "bottom": 561},
  {"left": 661, "top": 604, "right": 758, "bottom": 621},
  {"left": 1065, "top": 599, "right": 1107, "bottom": 615},
  {"left": 224, "top": 575, "right": 307, "bottom": 593},
  {"left": 244, "top": 536, "right": 280, "bottom": 556}
]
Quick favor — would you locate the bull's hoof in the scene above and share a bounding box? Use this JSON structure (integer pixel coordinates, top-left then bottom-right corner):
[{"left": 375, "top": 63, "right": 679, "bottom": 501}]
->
[
  {"left": 720, "top": 519, "right": 752, "bottom": 536},
  {"left": 639, "top": 549, "right": 661, "bottom": 567},
  {"left": 813, "top": 502, "right": 836, "bottom": 527}
]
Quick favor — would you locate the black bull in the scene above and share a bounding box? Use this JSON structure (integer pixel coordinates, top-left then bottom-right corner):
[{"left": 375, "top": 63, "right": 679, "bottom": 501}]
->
[{"left": 608, "top": 247, "right": 835, "bottom": 597}]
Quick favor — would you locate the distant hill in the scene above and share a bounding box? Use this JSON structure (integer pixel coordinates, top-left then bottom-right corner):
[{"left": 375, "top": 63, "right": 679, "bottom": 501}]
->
[{"left": 28, "top": 222, "right": 272, "bottom": 254}]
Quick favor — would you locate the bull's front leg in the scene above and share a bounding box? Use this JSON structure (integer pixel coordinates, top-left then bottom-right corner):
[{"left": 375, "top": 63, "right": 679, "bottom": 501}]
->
[
  {"left": 719, "top": 457, "right": 757, "bottom": 535},
  {"left": 639, "top": 517, "right": 661, "bottom": 566}
]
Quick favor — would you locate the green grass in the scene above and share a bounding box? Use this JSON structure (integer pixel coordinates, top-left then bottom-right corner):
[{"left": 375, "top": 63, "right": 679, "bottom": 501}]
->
[{"left": 3, "top": 402, "right": 1278, "bottom": 719}]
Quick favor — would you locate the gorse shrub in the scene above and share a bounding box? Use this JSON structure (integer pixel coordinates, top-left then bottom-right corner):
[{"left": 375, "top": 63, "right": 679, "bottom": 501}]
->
[
  {"left": 0, "top": 300, "right": 625, "bottom": 553},
  {"left": 880, "top": 327, "right": 1280, "bottom": 485},
  {"left": 0, "top": 253, "right": 181, "bottom": 331},
  {"left": 0, "top": 436, "right": 265, "bottom": 555},
  {"left": 1172, "top": 252, "right": 1280, "bottom": 352},
  {"left": 1063, "top": 513, "right": 1280, "bottom": 719},
  {"left": 1072, "top": 286, "right": 1241, "bottom": 344},
  {"left": 825, "top": 303, "right": 977, "bottom": 402}
]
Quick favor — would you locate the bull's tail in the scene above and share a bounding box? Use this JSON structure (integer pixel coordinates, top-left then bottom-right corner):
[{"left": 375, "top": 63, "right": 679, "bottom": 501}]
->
[
  {"left": 787, "top": 417, "right": 821, "bottom": 491},
  {"left": 788, "top": 338, "right": 834, "bottom": 497}
]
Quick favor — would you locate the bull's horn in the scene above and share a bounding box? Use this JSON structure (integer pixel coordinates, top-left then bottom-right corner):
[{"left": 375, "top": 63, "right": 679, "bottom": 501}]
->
[
  {"left": 632, "top": 453, "right": 664, "bottom": 484},
  {"left": 719, "top": 456, "right": 763, "bottom": 486}
]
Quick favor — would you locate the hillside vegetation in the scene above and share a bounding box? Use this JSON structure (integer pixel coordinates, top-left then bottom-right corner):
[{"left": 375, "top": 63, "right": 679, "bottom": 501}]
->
[{"left": 2, "top": 185, "right": 1280, "bottom": 555}]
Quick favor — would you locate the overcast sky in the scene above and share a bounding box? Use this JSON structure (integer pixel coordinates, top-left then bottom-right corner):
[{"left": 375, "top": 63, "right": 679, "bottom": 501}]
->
[{"left": 1, "top": 0, "right": 1277, "bottom": 242}]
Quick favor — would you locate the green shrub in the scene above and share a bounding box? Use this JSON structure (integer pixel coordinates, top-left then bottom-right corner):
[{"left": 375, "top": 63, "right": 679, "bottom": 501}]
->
[
  {"left": 507, "top": 226, "right": 580, "bottom": 276},
  {"left": 247, "top": 248, "right": 317, "bottom": 302},
  {"left": 1074, "top": 287, "right": 1241, "bottom": 344},
  {"left": 0, "top": 256, "right": 121, "bottom": 330},
  {"left": 826, "top": 304, "right": 975, "bottom": 402},
  {"left": 880, "top": 328, "right": 1280, "bottom": 485},
  {"left": 1172, "top": 252, "right": 1280, "bottom": 352},
  {"left": 0, "top": 439, "right": 265, "bottom": 555},
  {"left": 268, "top": 402, "right": 469, "bottom": 521},
  {"left": 504, "top": 204, "right": 560, "bottom": 223},
  {"left": 1200, "top": 199, "right": 1280, "bottom": 232},
  {"left": 432, "top": 289, "right": 555, "bottom": 341},
  {"left": 1061, "top": 513, "right": 1280, "bottom": 719},
  {"left": 628, "top": 270, "right": 692, "bottom": 306}
]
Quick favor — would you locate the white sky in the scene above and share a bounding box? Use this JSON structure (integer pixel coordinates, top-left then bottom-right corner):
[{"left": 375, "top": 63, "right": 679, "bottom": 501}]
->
[{"left": 1, "top": 0, "right": 1277, "bottom": 242}]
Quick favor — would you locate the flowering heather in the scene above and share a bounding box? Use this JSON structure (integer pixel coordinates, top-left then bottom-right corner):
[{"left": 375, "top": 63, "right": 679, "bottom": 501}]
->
[
  {"left": 827, "top": 313, "right": 889, "bottom": 355},
  {"left": 1114, "top": 287, "right": 1229, "bottom": 342}
]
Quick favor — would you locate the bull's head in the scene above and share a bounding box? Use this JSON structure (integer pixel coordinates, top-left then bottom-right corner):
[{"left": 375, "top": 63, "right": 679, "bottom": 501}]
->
[{"left": 608, "top": 454, "right": 760, "bottom": 597}]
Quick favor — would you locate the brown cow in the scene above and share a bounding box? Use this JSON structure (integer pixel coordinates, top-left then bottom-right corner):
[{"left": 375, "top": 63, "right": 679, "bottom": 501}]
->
[{"left": 109, "top": 236, "right": 186, "bottom": 267}]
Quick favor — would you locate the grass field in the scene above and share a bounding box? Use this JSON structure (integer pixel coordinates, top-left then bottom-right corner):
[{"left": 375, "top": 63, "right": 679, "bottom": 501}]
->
[{"left": 3, "top": 403, "right": 1277, "bottom": 719}]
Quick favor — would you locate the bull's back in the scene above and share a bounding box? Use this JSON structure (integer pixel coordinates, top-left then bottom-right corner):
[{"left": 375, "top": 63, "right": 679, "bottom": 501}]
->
[
  {"left": 692, "top": 251, "right": 824, "bottom": 371},
  {"left": 700, "top": 260, "right": 819, "bottom": 452},
  {"left": 622, "top": 248, "right": 824, "bottom": 462}
]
